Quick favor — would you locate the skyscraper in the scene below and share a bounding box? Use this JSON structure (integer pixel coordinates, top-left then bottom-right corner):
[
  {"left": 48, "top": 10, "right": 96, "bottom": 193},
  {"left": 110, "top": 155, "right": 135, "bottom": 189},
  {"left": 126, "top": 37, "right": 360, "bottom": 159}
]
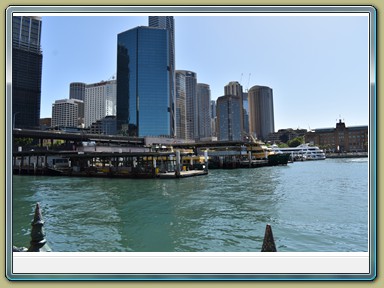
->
[
  {"left": 149, "top": 16, "right": 176, "bottom": 137},
  {"left": 69, "top": 82, "right": 86, "bottom": 126},
  {"left": 196, "top": 83, "right": 212, "bottom": 140},
  {"left": 176, "top": 70, "right": 197, "bottom": 140},
  {"left": 116, "top": 26, "right": 171, "bottom": 137},
  {"left": 175, "top": 71, "right": 187, "bottom": 139},
  {"left": 210, "top": 100, "right": 217, "bottom": 137},
  {"left": 148, "top": 17, "right": 175, "bottom": 70},
  {"left": 248, "top": 85, "right": 275, "bottom": 141},
  {"left": 216, "top": 95, "right": 242, "bottom": 141},
  {"left": 12, "top": 16, "right": 42, "bottom": 129},
  {"left": 70, "top": 82, "right": 86, "bottom": 101},
  {"left": 84, "top": 80, "right": 116, "bottom": 128},
  {"left": 242, "top": 92, "right": 249, "bottom": 135},
  {"left": 224, "top": 81, "right": 244, "bottom": 138},
  {"left": 224, "top": 81, "right": 243, "bottom": 98}
]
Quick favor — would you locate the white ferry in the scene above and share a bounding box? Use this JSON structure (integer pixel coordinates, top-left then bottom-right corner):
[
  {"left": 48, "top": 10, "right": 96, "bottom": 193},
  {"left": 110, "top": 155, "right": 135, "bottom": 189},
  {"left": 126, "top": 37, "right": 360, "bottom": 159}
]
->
[{"left": 271, "top": 143, "right": 326, "bottom": 161}]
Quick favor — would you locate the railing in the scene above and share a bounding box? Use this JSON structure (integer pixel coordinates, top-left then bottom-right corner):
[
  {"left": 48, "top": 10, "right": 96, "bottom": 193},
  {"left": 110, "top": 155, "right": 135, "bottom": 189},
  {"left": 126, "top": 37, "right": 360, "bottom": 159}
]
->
[{"left": 13, "top": 203, "right": 51, "bottom": 252}]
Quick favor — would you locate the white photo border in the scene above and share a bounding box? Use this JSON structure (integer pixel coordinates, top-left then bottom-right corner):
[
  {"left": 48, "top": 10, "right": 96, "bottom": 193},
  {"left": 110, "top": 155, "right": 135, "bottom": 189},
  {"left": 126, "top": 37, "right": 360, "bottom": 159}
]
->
[{"left": 5, "top": 5, "right": 377, "bottom": 281}]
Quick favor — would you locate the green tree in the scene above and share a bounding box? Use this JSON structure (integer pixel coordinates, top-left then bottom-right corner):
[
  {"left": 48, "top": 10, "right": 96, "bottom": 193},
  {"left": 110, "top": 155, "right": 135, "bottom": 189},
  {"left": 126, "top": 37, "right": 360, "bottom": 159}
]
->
[
  {"left": 14, "top": 137, "right": 33, "bottom": 147},
  {"left": 287, "top": 137, "right": 304, "bottom": 147},
  {"left": 278, "top": 143, "right": 289, "bottom": 148}
]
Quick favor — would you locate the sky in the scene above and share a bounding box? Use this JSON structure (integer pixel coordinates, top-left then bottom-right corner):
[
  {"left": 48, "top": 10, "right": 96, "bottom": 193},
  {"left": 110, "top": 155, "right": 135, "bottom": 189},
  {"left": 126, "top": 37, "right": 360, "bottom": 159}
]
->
[{"left": 39, "top": 13, "right": 370, "bottom": 131}]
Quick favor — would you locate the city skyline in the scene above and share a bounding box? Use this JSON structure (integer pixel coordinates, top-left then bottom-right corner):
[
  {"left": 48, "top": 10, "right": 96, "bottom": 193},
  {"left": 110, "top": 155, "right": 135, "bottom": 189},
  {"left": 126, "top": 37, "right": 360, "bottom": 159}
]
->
[{"left": 38, "top": 14, "right": 370, "bottom": 131}]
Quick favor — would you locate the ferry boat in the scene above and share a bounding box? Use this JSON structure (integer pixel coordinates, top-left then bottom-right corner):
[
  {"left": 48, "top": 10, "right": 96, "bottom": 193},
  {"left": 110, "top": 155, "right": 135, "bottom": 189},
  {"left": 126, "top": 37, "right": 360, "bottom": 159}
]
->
[
  {"left": 271, "top": 143, "right": 326, "bottom": 161},
  {"left": 202, "top": 141, "right": 290, "bottom": 169}
]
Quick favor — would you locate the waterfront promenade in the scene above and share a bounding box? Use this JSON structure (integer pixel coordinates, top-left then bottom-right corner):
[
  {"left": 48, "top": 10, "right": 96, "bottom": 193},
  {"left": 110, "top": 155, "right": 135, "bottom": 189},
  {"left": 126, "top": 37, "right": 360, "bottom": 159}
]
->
[{"left": 326, "top": 152, "right": 368, "bottom": 158}]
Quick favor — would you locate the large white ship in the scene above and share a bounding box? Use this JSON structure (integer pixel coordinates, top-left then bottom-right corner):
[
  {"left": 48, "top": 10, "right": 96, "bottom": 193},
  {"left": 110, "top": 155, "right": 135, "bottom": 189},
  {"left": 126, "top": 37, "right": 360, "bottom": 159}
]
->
[{"left": 271, "top": 143, "right": 326, "bottom": 161}]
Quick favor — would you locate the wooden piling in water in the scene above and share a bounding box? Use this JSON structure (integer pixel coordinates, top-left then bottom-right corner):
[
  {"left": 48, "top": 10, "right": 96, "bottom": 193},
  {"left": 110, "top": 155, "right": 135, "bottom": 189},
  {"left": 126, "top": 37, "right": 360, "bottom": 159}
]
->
[{"left": 261, "top": 224, "right": 277, "bottom": 252}]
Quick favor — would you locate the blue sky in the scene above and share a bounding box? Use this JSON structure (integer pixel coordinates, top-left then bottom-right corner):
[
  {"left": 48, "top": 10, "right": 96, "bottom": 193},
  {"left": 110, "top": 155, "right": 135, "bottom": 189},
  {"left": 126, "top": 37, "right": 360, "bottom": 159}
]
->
[{"left": 40, "top": 14, "right": 370, "bottom": 130}]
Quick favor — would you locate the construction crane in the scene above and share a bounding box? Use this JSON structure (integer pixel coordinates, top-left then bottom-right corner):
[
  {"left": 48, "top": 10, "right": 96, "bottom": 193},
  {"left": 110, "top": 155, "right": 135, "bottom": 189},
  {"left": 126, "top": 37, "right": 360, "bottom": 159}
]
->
[
  {"left": 245, "top": 73, "right": 251, "bottom": 92},
  {"left": 108, "top": 73, "right": 116, "bottom": 81}
]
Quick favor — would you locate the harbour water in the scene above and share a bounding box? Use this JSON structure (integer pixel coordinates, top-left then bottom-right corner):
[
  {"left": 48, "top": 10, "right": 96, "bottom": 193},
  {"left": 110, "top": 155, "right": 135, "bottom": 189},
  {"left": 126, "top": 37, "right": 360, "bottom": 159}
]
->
[{"left": 12, "top": 158, "right": 369, "bottom": 252}]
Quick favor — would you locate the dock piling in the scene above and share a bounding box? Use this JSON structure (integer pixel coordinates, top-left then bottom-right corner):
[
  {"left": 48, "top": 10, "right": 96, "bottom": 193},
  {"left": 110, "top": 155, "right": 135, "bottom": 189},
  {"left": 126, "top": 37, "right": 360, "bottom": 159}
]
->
[
  {"left": 261, "top": 224, "right": 277, "bottom": 252},
  {"left": 175, "top": 150, "right": 181, "bottom": 177}
]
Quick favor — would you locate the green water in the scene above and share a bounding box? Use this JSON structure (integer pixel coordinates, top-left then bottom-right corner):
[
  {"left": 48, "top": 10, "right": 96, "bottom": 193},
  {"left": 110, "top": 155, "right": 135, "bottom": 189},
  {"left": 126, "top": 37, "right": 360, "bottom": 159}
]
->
[{"left": 11, "top": 158, "right": 369, "bottom": 252}]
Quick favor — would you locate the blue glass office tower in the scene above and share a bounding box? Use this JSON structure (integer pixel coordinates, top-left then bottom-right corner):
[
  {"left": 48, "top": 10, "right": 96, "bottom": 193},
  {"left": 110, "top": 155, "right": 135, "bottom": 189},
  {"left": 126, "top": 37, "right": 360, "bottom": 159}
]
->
[
  {"left": 116, "top": 26, "right": 171, "bottom": 137},
  {"left": 148, "top": 16, "right": 176, "bottom": 137}
]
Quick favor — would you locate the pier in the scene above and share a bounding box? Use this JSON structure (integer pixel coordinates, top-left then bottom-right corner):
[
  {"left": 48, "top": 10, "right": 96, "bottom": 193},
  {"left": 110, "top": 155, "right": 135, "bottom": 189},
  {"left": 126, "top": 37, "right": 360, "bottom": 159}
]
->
[
  {"left": 12, "top": 150, "right": 208, "bottom": 179},
  {"left": 12, "top": 128, "right": 290, "bottom": 179}
]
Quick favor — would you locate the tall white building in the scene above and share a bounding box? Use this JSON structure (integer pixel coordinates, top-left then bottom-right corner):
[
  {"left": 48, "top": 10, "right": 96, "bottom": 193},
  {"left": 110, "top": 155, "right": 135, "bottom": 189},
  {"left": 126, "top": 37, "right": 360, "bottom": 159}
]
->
[
  {"left": 51, "top": 99, "right": 82, "bottom": 128},
  {"left": 85, "top": 80, "right": 116, "bottom": 128}
]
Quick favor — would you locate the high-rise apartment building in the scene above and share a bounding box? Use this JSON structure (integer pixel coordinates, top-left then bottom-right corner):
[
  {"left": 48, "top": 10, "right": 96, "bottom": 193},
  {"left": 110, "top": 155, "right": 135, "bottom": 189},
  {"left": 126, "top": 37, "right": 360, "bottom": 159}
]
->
[
  {"left": 12, "top": 16, "right": 42, "bottom": 129},
  {"left": 248, "top": 85, "right": 275, "bottom": 141},
  {"left": 175, "top": 71, "right": 187, "bottom": 139},
  {"left": 216, "top": 95, "right": 243, "bottom": 141},
  {"left": 117, "top": 26, "right": 172, "bottom": 137},
  {"left": 84, "top": 80, "right": 116, "bottom": 128},
  {"left": 196, "top": 83, "right": 212, "bottom": 140},
  {"left": 51, "top": 99, "right": 80, "bottom": 128},
  {"left": 175, "top": 70, "right": 197, "bottom": 140}
]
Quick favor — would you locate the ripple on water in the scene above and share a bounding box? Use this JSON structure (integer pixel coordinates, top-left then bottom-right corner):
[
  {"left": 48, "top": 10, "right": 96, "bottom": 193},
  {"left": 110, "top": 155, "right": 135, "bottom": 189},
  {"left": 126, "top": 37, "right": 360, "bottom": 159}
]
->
[{"left": 12, "top": 158, "right": 369, "bottom": 252}]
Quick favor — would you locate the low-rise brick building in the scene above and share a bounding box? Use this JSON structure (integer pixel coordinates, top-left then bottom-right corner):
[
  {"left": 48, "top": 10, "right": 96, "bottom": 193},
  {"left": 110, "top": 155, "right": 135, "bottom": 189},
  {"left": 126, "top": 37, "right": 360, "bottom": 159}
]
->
[{"left": 305, "top": 120, "right": 368, "bottom": 152}]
